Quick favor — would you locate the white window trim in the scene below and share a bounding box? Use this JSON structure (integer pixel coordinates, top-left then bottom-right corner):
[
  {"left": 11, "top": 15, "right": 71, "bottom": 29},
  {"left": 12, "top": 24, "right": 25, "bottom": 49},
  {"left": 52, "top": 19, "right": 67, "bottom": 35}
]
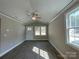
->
[{"left": 66, "top": 6, "right": 79, "bottom": 50}]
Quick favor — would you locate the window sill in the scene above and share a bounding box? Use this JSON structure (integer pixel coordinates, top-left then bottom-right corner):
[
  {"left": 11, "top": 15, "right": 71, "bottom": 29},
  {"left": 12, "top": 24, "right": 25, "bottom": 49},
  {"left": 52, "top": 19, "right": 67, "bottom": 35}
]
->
[{"left": 67, "top": 42, "right": 79, "bottom": 51}]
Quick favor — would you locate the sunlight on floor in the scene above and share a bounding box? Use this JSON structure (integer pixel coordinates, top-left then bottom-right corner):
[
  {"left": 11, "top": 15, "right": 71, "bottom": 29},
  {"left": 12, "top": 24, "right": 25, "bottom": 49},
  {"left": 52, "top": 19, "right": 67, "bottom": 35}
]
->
[
  {"left": 32, "top": 46, "right": 39, "bottom": 54},
  {"left": 32, "top": 46, "right": 49, "bottom": 59}
]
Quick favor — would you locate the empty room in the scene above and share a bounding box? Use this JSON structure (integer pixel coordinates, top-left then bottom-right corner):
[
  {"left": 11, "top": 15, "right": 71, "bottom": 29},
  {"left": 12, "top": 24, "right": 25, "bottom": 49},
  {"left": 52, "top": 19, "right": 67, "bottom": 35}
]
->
[{"left": 0, "top": 0, "right": 79, "bottom": 59}]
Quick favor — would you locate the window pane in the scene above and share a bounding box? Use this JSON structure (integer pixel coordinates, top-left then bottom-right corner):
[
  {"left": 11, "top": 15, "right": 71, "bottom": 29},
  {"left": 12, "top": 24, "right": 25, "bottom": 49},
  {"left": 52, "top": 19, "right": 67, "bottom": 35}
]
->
[
  {"left": 69, "top": 28, "right": 79, "bottom": 45},
  {"left": 69, "top": 29, "right": 75, "bottom": 43},
  {"left": 69, "top": 14, "right": 75, "bottom": 28},
  {"left": 72, "top": 28, "right": 79, "bottom": 45},
  {"left": 66, "top": 14, "right": 75, "bottom": 28},
  {"left": 41, "top": 26, "right": 46, "bottom": 35},
  {"left": 27, "top": 26, "right": 32, "bottom": 31},
  {"left": 69, "top": 10, "right": 79, "bottom": 27},
  {"left": 75, "top": 10, "right": 79, "bottom": 27},
  {"left": 35, "top": 26, "right": 40, "bottom": 35}
]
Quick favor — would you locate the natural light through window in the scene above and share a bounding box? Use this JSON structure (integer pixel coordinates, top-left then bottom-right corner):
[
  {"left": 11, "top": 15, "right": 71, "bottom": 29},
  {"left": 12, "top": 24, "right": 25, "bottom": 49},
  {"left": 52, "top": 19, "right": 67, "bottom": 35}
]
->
[
  {"left": 66, "top": 7, "right": 79, "bottom": 47},
  {"left": 27, "top": 26, "right": 32, "bottom": 31},
  {"left": 32, "top": 46, "right": 49, "bottom": 59},
  {"left": 35, "top": 26, "right": 46, "bottom": 36},
  {"left": 35, "top": 26, "right": 40, "bottom": 35},
  {"left": 41, "top": 26, "right": 46, "bottom": 35},
  {"left": 32, "top": 47, "right": 39, "bottom": 54}
]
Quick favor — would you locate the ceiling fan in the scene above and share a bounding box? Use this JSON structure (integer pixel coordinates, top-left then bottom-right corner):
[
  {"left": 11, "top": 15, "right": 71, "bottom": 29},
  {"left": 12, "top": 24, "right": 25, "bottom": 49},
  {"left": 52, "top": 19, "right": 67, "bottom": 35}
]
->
[{"left": 26, "top": 10, "right": 41, "bottom": 20}]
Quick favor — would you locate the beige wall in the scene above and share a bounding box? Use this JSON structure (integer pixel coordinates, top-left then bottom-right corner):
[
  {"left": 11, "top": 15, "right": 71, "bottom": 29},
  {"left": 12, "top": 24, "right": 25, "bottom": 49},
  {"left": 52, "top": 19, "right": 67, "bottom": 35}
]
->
[
  {"left": 0, "top": 14, "right": 25, "bottom": 57},
  {"left": 49, "top": 1, "right": 79, "bottom": 59}
]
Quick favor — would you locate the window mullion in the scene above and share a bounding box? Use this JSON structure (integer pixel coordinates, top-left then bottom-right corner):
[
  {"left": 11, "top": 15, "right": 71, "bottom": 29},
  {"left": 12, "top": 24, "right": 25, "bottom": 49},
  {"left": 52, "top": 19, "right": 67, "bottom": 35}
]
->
[{"left": 40, "top": 26, "right": 41, "bottom": 36}]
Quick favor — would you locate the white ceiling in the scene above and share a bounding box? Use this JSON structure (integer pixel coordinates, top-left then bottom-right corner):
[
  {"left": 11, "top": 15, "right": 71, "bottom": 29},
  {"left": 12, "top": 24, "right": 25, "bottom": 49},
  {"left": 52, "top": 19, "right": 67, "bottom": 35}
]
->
[{"left": 0, "top": 0, "right": 75, "bottom": 23}]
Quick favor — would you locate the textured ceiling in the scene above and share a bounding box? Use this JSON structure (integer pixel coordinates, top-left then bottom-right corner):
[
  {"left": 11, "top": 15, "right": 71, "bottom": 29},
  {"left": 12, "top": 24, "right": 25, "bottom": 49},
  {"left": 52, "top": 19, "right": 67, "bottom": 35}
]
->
[{"left": 0, "top": 0, "right": 76, "bottom": 23}]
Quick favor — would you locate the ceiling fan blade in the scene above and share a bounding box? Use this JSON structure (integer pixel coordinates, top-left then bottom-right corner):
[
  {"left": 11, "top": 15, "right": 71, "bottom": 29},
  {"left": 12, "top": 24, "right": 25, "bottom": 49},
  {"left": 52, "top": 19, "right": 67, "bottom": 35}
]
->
[
  {"left": 37, "top": 16, "right": 41, "bottom": 19},
  {"left": 26, "top": 10, "right": 33, "bottom": 16}
]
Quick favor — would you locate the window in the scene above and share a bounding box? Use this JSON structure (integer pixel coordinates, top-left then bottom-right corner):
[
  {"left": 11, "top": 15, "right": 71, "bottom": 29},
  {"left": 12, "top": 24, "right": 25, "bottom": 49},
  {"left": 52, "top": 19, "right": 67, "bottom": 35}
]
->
[
  {"left": 66, "top": 7, "right": 79, "bottom": 49},
  {"left": 27, "top": 26, "right": 32, "bottom": 31},
  {"left": 35, "top": 26, "right": 40, "bottom": 35},
  {"left": 34, "top": 26, "right": 47, "bottom": 36},
  {"left": 41, "top": 26, "right": 46, "bottom": 35}
]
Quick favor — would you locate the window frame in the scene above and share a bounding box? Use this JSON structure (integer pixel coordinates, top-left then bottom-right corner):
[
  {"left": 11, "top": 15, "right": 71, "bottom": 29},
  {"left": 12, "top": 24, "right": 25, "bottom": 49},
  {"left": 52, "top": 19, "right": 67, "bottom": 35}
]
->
[{"left": 66, "top": 6, "right": 79, "bottom": 50}]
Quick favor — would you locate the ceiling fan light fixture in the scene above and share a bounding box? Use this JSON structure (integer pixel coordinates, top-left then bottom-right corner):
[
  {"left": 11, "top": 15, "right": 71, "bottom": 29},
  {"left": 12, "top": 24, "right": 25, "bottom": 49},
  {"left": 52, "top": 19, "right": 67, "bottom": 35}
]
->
[{"left": 32, "top": 16, "right": 36, "bottom": 20}]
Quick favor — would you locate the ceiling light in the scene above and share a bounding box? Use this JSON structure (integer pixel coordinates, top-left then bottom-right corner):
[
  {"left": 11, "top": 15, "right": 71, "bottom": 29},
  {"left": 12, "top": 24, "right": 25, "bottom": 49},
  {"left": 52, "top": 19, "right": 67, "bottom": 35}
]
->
[{"left": 32, "top": 16, "right": 36, "bottom": 20}]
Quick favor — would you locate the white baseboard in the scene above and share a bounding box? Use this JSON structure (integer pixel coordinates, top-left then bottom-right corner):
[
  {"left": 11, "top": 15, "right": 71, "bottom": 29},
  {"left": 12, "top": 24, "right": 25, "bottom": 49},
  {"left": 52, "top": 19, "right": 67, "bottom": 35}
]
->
[
  {"left": 49, "top": 40, "right": 67, "bottom": 59},
  {"left": 0, "top": 41, "right": 24, "bottom": 57},
  {"left": 26, "top": 39, "right": 48, "bottom": 40}
]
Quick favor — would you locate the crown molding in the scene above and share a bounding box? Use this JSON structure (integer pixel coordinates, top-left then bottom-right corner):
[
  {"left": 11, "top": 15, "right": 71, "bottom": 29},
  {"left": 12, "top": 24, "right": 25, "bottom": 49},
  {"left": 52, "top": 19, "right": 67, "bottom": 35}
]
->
[
  {"left": 49, "top": 0, "right": 77, "bottom": 23},
  {"left": 0, "top": 11, "right": 23, "bottom": 23}
]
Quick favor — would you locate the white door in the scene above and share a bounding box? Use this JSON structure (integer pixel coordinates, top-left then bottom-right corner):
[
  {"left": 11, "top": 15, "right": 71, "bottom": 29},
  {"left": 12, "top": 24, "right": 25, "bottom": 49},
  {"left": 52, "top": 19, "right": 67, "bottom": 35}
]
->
[{"left": 26, "top": 26, "right": 33, "bottom": 40}]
